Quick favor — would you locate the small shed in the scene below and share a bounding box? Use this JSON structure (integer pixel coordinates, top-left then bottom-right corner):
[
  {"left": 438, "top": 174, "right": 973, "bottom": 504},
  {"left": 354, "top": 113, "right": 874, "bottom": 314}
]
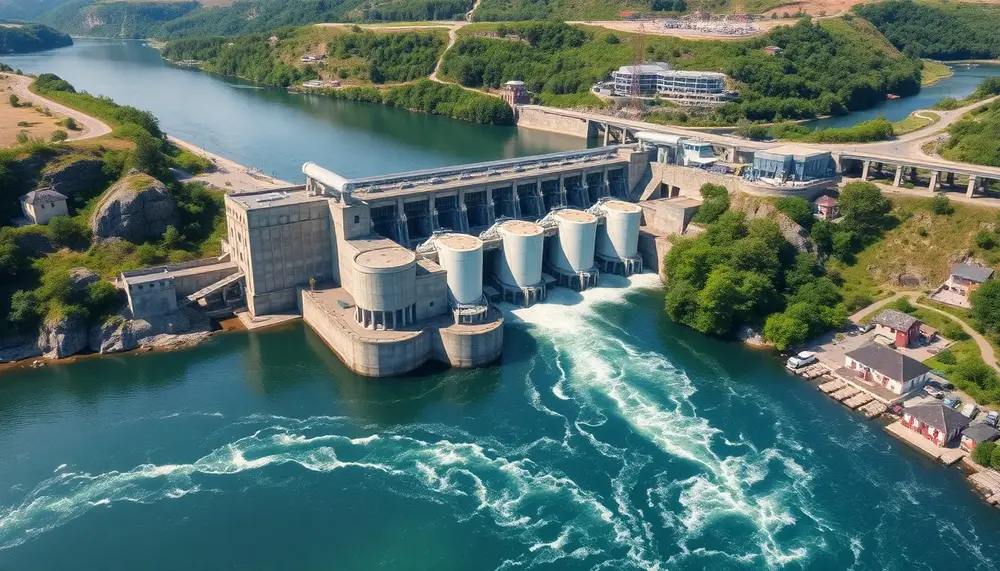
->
[
  {"left": 961, "top": 424, "right": 999, "bottom": 452},
  {"left": 20, "top": 188, "right": 69, "bottom": 225},
  {"left": 814, "top": 195, "right": 838, "bottom": 220}
]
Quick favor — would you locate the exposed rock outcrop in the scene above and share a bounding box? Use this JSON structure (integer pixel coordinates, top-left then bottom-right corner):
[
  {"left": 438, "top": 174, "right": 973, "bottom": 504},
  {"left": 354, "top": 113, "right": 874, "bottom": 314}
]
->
[
  {"left": 89, "top": 308, "right": 212, "bottom": 355},
  {"left": 0, "top": 334, "right": 42, "bottom": 364},
  {"left": 730, "top": 194, "right": 812, "bottom": 253},
  {"left": 41, "top": 157, "right": 106, "bottom": 197},
  {"left": 739, "top": 326, "right": 774, "bottom": 349},
  {"left": 37, "top": 316, "right": 89, "bottom": 359},
  {"left": 90, "top": 172, "right": 177, "bottom": 242},
  {"left": 69, "top": 267, "right": 99, "bottom": 292}
]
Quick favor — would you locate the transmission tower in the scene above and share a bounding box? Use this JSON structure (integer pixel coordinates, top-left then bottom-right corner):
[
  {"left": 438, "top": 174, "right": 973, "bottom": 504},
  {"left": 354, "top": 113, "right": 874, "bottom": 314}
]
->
[{"left": 624, "top": 15, "right": 646, "bottom": 121}]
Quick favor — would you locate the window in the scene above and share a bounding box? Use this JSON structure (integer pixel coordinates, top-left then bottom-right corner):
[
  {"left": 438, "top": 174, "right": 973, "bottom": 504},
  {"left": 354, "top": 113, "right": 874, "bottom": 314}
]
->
[
  {"left": 354, "top": 215, "right": 360, "bottom": 224},
  {"left": 39, "top": 204, "right": 45, "bottom": 209},
  {"left": 50, "top": 203, "right": 55, "bottom": 208},
  {"left": 429, "top": 301, "right": 434, "bottom": 307}
]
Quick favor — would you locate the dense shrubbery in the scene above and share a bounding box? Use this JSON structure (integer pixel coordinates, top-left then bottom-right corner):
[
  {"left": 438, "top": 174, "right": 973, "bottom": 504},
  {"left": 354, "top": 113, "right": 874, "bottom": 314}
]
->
[
  {"left": 327, "top": 32, "right": 444, "bottom": 83},
  {"left": 320, "top": 79, "right": 514, "bottom": 125},
  {"left": 441, "top": 19, "right": 921, "bottom": 124},
  {"left": 940, "top": 102, "right": 1000, "bottom": 168},
  {"left": 0, "top": 23, "right": 72, "bottom": 54},
  {"left": 163, "top": 35, "right": 317, "bottom": 87},
  {"left": 855, "top": 1, "right": 1000, "bottom": 60},
  {"left": 663, "top": 188, "right": 847, "bottom": 347},
  {"left": 34, "top": 73, "right": 163, "bottom": 137}
]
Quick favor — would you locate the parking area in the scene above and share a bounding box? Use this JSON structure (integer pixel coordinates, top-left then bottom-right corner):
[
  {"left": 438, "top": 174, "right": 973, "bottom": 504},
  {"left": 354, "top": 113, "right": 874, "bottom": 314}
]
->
[{"left": 804, "top": 326, "right": 950, "bottom": 372}]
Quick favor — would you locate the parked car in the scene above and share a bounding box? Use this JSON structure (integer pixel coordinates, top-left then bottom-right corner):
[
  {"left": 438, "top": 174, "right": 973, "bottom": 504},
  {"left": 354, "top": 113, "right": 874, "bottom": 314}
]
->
[
  {"left": 961, "top": 403, "right": 980, "bottom": 418},
  {"left": 943, "top": 396, "right": 962, "bottom": 410},
  {"left": 858, "top": 323, "right": 875, "bottom": 334},
  {"left": 986, "top": 411, "right": 999, "bottom": 428},
  {"left": 786, "top": 351, "right": 817, "bottom": 370},
  {"left": 924, "top": 385, "right": 945, "bottom": 399}
]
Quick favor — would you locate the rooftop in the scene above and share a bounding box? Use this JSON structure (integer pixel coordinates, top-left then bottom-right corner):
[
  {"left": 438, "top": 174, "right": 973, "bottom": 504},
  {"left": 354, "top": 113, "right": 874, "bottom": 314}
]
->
[
  {"left": 354, "top": 246, "right": 415, "bottom": 270},
  {"left": 952, "top": 263, "right": 995, "bottom": 283},
  {"left": 845, "top": 342, "right": 930, "bottom": 383},
  {"left": 437, "top": 233, "right": 482, "bottom": 251},
  {"left": 123, "top": 261, "right": 239, "bottom": 286},
  {"left": 757, "top": 144, "right": 830, "bottom": 159},
  {"left": 905, "top": 403, "right": 971, "bottom": 435},
  {"left": 226, "top": 185, "right": 317, "bottom": 211},
  {"left": 555, "top": 209, "right": 596, "bottom": 223},
  {"left": 873, "top": 309, "right": 919, "bottom": 331},
  {"left": 815, "top": 195, "right": 837, "bottom": 207},
  {"left": 604, "top": 200, "right": 643, "bottom": 213},
  {"left": 501, "top": 220, "right": 542, "bottom": 236},
  {"left": 21, "top": 188, "right": 67, "bottom": 205},
  {"left": 615, "top": 62, "right": 672, "bottom": 75},
  {"left": 963, "top": 423, "right": 999, "bottom": 443}
]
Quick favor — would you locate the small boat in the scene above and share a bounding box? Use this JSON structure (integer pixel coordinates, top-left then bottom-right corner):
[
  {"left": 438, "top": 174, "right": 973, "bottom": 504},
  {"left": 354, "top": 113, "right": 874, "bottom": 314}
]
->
[{"left": 886, "top": 93, "right": 900, "bottom": 100}]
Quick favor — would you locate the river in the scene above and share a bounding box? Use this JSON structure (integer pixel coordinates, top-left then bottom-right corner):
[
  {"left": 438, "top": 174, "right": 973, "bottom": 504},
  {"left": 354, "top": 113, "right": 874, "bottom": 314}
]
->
[
  {"left": 2, "top": 40, "right": 1000, "bottom": 571},
  {"left": 809, "top": 63, "right": 1000, "bottom": 130}
]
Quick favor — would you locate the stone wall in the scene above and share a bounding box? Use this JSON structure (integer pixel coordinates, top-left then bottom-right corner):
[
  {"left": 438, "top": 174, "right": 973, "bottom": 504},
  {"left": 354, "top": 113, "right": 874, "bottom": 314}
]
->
[
  {"left": 433, "top": 312, "right": 504, "bottom": 368},
  {"left": 515, "top": 106, "right": 591, "bottom": 138},
  {"left": 638, "top": 230, "right": 673, "bottom": 283},
  {"left": 641, "top": 163, "right": 833, "bottom": 201}
]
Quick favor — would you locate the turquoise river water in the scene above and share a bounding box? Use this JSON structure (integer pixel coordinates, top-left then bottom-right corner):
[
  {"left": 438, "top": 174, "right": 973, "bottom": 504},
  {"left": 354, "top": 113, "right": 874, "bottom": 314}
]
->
[{"left": 1, "top": 40, "right": 1000, "bottom": 570}]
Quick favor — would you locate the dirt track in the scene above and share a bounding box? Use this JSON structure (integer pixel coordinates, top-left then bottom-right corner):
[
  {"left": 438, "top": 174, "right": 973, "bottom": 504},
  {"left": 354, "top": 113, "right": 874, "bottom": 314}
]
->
[{"left": 5, "top": 74, "right": 112, "bottom": 141}]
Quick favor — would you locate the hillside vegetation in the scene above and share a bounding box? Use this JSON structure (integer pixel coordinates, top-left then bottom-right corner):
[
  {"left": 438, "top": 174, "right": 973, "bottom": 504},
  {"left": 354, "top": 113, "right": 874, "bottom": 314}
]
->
[
  {"left": 856, "top": 1, "right": 1000, "bottom": 60},
  {"left": 39, "top": 0, "right": 473, "bottom": 39},
  {"left": 0, "top": 0, "right": 75, "bottom": 20},
  {"left": 441, "top": 19, "right": 920, "bottom": 124},
  {"left": 1, "top": 74, "right": 225, "bottom": 339},
  {"left": 0, "top": 23, "right": 72, "bottom": 54}
]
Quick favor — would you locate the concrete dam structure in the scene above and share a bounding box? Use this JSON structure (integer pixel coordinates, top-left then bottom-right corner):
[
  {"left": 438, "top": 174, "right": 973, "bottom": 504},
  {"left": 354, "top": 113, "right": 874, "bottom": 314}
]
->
[{"left": 216, "top": 146, "right": 651, "bottom": 377}]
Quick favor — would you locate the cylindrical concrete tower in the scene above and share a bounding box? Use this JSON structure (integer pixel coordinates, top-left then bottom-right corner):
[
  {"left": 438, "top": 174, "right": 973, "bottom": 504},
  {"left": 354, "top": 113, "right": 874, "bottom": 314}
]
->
[
  {"left": 352, "top": 246, "right": 417, "bottom": 329},
  {"left": 597, "top": 200, "right": 641, "bottom": 261},
  {"left": 549, "top": 209, "right": 597, "bottom": 273},
  {"left": 495, "top": 220, "right": 543, "bottom": 288},
  {"left": 435, "top": 233, "right": 484, "bottom": 305}
]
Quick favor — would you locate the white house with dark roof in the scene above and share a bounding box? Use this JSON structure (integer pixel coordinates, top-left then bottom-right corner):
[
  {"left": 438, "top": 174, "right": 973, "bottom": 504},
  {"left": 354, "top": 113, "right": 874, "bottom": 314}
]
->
[
  {"left": 932, "top": 263, "right": 996, "bottom": 308},
  {"left": 843, "top": 342, "right": 930, "bottom": 396},
  {"left": 20, "top": 188, "right": 68, "bottom": 225},
  {"left": 872, "top": 309, "right": 922, "bottom": 348}
]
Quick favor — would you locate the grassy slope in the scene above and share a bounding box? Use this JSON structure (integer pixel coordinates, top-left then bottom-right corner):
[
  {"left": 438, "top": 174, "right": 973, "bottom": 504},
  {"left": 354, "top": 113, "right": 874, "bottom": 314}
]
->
[{"left": 834, "top": 196, "right": 1000, "bottom": 303}]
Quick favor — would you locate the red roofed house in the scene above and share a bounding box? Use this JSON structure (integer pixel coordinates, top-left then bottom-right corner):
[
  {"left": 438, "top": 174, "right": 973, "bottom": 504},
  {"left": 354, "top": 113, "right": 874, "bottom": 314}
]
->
[
  {"left": 814, "top": 195, "right": 838, "bottom": 220},
  {"left": 872, "top": 309, "right": 922, "bottom": 348},
  {"left": 902, "top": 403, "right": 970, "bottom": 447}
]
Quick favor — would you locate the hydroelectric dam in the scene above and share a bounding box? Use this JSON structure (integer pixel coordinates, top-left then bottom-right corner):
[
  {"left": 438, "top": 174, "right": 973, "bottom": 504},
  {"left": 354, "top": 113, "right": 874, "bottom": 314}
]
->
[{"left": 122, "top": 139, "right": 846, "bottom": 377}]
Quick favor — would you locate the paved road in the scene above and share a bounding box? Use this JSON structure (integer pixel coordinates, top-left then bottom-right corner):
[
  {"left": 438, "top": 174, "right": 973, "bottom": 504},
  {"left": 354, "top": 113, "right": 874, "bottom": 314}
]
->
[
  {"left": 849, "top": 291, "right": 1000, "bottom": 373},
  {"left": 9, "top": 74, "right": 111, "bottom": 141}
]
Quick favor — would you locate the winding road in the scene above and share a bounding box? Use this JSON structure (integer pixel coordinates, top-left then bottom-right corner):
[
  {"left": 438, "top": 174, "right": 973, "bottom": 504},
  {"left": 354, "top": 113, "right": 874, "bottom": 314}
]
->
[{"left": 8, "top": 74, "right": 111, "bottom": 141}]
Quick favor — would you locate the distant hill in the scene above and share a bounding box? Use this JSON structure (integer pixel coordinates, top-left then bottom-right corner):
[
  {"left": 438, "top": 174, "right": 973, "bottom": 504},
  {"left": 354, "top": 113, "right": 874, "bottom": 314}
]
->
[
  {"left": 0, "top": 0, "right": 76, "bottom": 21},
  {"left": 0, "top": 23, "right": 72, "bottom": 53},
  {"left": 38, "top": 0, "right": 474, "bottom": 39}
]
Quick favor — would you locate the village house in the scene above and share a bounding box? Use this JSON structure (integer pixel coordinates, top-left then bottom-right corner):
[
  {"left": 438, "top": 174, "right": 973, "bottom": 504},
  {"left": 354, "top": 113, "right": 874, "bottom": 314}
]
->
[
  {"left": 762, "top": 45, "right": 783, "bottom": 56},
  {"left": 814, "top": 195, "right": 838, "bottom": 220},
  {"left": 501, "top": 80, "right": 530, "bottom": 108},
  {"left": 20, "top": 188, "right": 69, "bottom": 225},
  {"left": 902, "top": 403, "right": 971, "bottom": 447},
  {"left": 948, "top": 263, "right": 994, "bottom": 299},
  {"left": 872, "top": 309, "right": 922, "bottom": 348},
  {"left": 843, "top": 342, "right": 931, "bottom": 396},
  {"left": 961, "top": 424, "right": 999, "bottom": 453}
]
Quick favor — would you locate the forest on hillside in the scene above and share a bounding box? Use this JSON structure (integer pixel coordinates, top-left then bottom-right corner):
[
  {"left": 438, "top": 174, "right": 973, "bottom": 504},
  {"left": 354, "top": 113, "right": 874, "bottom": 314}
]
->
[
  {"left": 0, "top": 23, "right": 71, "bottom": 54},
  {"left": 39, "top": 0, "right": 199, "bottom": 40},
  {"left": 855, "top": 1, "right": 1000, "bottom": 60},
  {"left": 441, "top": 20, "right": 921, "bottom": 123}
]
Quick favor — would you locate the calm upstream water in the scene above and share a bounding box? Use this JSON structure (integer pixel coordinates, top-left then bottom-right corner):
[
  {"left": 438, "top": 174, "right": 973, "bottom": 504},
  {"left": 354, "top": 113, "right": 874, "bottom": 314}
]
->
[
  {"left": 809, "top": 63, "right": 1000, "bottom": 130},
  {"left": 2, "top": 40, "right": 1000, "bottom": 570},
  {"left": 2, "top": 39, "right": 586, "bottom": 182}
]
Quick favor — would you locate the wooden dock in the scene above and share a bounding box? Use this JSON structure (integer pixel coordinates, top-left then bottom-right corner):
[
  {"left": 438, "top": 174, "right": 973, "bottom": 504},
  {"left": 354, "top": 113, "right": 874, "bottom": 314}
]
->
[
  {"left": 969, "top": 469, "right": 1000, "bottom": 505},
  {"left": 844, "top": 392, "right": 874, "bottom": 410},
  {"left": 818, "top": 380, "right": 844, "bottom": 394},
  {"left": 815, "top": 377, "right": 888, "bottom": 419},
  {"left": 859, "top": 401, "right": 887, "bottom": 419},
  {"left": 831, "top": 386, "right": 860, "bottom": 402}
]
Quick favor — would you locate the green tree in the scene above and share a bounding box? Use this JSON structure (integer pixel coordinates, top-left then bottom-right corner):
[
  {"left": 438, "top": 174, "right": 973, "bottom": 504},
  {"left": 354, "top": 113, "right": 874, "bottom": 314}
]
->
[
  {"left": 775, "top": 196, "right": 815, "bottom": 228},
  {"left": 992, "top": 444, "right": 1000, "bottom": 470},
  {"left": 63, "top": 117, "right": 78, "bottom": 130},
  {"left": 692, "top": 183, "right": 730, "bottom": 224},
  {"left": 130, "top": 132, "right": 168, "bottom": 178},
  {"left": 977, "top": 230, "right": 996, "bottom": 250},
  {"left": 972, "top": 440, "right": 996, "bottom": 466},
  {"left": 0, "top": 229, "right": 27, "bottom": 278},
  {"left": 971, "top": 280, "right": 1000, "bottom": 336},
  {"left": 50, "top": 129, "right": 68, "bottom": 142},
  {"left": 8, "top": 290, "right": 41, "bottom": 332},
  {"left": 810, "top": 220, "right": 835, "bottom": 255},
  {"left": 839, "top": 181, "right": 892, "bottom": 236},
  {"left": 930, "top": 193, "right": 954, "bottom": 215},
  {"left": 693, "top": 266, "right": 743, "bottom": 335},
  {"left": 46, "top": 216, "right": 88, "bottom": 249},
  {"left": 764, "top": 312, "right": 810, "bottom": 350},
  {"left": 8, "top": 94, "right": 18, "bottom": 107},
  {"left": 162, "top": 225, "right": 182, "bottom": 248}
]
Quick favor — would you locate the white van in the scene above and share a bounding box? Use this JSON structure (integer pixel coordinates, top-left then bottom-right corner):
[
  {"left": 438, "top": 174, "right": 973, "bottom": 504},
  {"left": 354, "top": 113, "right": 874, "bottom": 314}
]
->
[{"left": 786, "top": 351, "right": 817, "bottom": 370}]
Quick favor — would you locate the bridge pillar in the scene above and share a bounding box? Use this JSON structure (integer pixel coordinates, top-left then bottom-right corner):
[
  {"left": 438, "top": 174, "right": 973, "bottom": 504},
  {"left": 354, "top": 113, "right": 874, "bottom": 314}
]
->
[
  {"left": 909, "top": 168, "right": 918, "bottom": 183},
  {"left": 486, "top": 187, "right": 495, "bottom": 226},
  {"left": 861, "top": 160, "right": 871, "bottom": 181},
  {"left": 967, "top": 176, "right": 979, "bottom": 198},
  {"left": 893, "top": 165, "right": 903, "bottom": 187},
  {"left": 429, "top": 194, "right": 438, "bottom": 232},
  {"left": 875, "top": 162, "right": 883, "bottom": 175},
  {"left": 928, "top": 171, "right": 939, "bottom": 191},
  {"left": 603, "top": 125, "right": 610, "bottom": 146},
  {"left": 946, "top": 172, "right": 955, "bottom": 187}
]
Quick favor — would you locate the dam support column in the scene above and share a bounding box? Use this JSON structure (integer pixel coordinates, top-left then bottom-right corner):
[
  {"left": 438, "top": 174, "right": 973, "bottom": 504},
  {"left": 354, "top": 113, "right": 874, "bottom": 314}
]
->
[
  {"left": 893, "top": 165, "right": 903, "bottom": 187},
  {"left": 861, "top": 160, "right": 871, "bottom": 181},
  {"left": 486, "top": 187, "right": 495, "bottom": 226},
  {"left": 929, "top": 170, "right": 939, "bottom": 191},
  {"left": 603, "top": 124, "right": 610, "bottom": 146},
  {"left": 967, "top": 176, "right": 979, "bottom": 198}
]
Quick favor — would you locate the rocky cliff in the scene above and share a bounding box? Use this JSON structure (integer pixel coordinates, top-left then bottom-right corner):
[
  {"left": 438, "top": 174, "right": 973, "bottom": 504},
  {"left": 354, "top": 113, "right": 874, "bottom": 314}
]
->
[
  {"left": 89, "top": 308, "right": 213, "bottom": 355},
  {"left": 90, "top": 172, "right": 177, "bottom": 242},
  {"left": 730, "top": 194, "right": 812, "bottom": 253},
  {"left": 41, "top": 157, "right": 106, "bottom": 197},
  {"left": 37, "top": 315, "right": 89, "bottom": 359}
]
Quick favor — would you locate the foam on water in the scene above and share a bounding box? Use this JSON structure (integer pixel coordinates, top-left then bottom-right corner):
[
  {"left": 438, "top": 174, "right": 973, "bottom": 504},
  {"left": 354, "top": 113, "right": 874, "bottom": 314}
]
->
[{"left": 506, "top": 273, "right": 822, "bottom": 568}]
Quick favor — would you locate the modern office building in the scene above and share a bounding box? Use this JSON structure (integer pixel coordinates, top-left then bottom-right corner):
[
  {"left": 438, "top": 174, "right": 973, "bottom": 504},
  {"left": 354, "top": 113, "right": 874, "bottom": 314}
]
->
[{"left": 609, "top": 62, "right": 729, "bottom": 101}]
